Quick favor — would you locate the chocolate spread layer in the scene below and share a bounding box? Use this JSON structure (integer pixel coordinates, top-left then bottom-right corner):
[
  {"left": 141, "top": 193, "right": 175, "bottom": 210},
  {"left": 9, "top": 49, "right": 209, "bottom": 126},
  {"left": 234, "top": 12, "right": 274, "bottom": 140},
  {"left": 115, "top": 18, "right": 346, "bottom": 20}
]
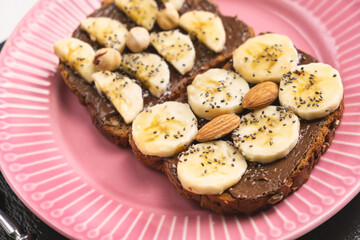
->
[
  {"left": 228, "top": 120, "right": 322, "bottom": 198},
  {"left": 67, "top": 0, "right": 253, "bottom": 124},
  {"left": 167, "top": 50, "right": 339, "bottom": 199},
  {"left": 227, "top": 51, "right": 322, "bottom": 198},
  {"left": 60, "top": 64, "right": 117, "bottom": 121}
]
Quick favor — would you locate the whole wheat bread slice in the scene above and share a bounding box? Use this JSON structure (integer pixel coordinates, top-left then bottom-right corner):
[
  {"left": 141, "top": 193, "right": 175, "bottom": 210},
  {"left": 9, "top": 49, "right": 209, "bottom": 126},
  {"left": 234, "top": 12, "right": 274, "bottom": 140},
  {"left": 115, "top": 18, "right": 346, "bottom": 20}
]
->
[
  {"left": 130, "top": 50, "right": 344, "bottom": 214},
  {"left": 58, "top": 0, "right": 254, "bottom": 147},
  {"left": 163, "top": 101, "right": 343, "bottom": 214}
]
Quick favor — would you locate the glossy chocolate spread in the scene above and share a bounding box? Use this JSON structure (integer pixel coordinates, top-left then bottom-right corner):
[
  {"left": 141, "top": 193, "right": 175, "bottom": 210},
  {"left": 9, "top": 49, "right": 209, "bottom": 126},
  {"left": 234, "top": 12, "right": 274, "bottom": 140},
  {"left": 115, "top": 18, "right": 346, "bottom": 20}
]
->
[
  {"left": 167, "top": 50, "right": 335, "bottom": 199},
  {"left": 227, "top": 51, "right": 323, "bottom": 198},
  {"left": 66, "top": 0, "right": 252, "bottom": 124}
]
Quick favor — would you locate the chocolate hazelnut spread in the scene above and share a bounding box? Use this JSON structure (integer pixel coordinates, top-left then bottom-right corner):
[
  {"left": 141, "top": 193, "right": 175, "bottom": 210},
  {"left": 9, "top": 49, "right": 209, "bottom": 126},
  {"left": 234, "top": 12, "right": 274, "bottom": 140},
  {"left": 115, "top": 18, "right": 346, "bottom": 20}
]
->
[
  {"left": 226, "top": 51, "right": 323, "bottom": 198},
  {"left": 166, "top": 50, "right": 344, "bottom": 202},
  {"left": 60, "top": 64, "right": 118, "bottom": 122}
]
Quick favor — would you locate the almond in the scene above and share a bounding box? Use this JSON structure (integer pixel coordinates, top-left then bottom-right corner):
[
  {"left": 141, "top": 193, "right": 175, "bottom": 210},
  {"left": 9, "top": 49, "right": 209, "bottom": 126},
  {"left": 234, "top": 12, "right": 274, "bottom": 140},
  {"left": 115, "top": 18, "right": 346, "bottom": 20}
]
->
[
  {"left": 102, "top": 0, "right": 114, "bottom": 6},
  {"left": 195, "top": 114, "right": 240, "bottom": 142},
  {"left": 242, "top": 81, "right": 279, "bottom": 110}
]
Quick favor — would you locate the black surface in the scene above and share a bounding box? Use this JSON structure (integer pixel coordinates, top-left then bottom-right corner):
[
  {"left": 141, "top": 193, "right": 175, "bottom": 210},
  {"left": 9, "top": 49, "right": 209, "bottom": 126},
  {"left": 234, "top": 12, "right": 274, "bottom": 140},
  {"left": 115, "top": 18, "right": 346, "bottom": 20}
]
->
[
  {"left": 299, "top": 194, "right": 360, "bottom": 240},
  {"left": 0, "top": 41, "right": 359, "bottom": 240},
  {"left": 0, "top": 173, "right": 68, "bottom": 240}
]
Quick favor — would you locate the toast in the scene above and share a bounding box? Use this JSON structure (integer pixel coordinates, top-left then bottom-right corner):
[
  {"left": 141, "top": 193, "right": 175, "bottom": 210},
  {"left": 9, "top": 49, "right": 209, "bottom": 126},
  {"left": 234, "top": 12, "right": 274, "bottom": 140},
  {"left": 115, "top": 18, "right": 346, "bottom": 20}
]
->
[
  {"left": 163, "top": 102, "right": 343, "bottom": 214},
  {"left": 58, "top": 0, "right": 254, "bottom": 146},
  {"left": 130, "top": 50, "right": 344, "bottom": 214}
]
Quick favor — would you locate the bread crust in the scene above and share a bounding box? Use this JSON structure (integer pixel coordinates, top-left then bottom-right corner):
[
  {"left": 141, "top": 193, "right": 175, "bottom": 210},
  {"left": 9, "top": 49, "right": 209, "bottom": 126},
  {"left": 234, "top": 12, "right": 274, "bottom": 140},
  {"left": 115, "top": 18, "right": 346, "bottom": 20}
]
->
[{"left": 129, "top": 133, "right": 165, "bottom": 172}]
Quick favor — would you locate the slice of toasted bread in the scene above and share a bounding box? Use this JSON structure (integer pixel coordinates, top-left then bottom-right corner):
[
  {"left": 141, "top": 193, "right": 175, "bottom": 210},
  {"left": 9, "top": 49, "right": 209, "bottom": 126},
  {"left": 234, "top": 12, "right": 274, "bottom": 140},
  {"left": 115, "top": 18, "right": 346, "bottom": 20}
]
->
[
  {"left": 58, "top": 0, "right": 254, "bottom": 147},
  {"left": 164, "top": 101, "right": 343, "bottom": 214},
  {"left": 131, "top": 50, "right": 344, "bottom": 214}
]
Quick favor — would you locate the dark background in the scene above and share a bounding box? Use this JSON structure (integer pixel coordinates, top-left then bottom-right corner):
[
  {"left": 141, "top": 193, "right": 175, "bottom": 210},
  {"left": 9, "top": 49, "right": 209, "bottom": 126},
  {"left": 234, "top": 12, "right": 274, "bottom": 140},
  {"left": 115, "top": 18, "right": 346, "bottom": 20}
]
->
[{"left": 0, "top": 41, "right": 359, "bottom": 240}]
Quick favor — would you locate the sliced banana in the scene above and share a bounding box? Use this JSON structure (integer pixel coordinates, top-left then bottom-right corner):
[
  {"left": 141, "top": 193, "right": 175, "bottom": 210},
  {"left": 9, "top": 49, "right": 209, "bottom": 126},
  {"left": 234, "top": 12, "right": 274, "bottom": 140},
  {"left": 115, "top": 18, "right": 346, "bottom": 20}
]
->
[
  {"left": 187, "top": 68, "right": 250, "bottom": 120},
  {"left": 150, "top": 30, "right": 195, "bottom": 75},
  {"left": 54, "top": 38, "right": 96, "bottom": 83},
  {"left": 132, "top": 101, "right": 198, "bottom": 157},
  {"left": 80, "top": 17, "right": 128, "bottom": 53},
  {"left": 279, "top": 63, "right": 343, "bottom": 120},
  {"left": 233, "top": 33, "right": 298, "bottom": 84},
  {"left": 121, "top": 53, "right": 170, "bottom": 97},
  {"left": 177, "top": 140, "right": 247, "bottom": 195},
  {"left": 232, "top": 105, "right": 300, "bottom": 164},
  {"left": 179, "top": 10, "right": 226, "bottom": 53},
  {"left": 161, "top": 0, "right": 184, "bottom": 10},
  {"left": 92, "top": 71, "right": 143, "bottom": 124},
  {"left": 115, "top": 0, "right": 158, "bottom": 30}
]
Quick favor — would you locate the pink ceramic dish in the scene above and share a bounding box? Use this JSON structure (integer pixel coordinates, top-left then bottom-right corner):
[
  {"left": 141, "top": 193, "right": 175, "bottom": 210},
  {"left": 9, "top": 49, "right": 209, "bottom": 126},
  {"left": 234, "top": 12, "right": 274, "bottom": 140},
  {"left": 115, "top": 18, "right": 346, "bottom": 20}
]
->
[{"left": 0, "top": 0, "right": 359, "bottom": 239}]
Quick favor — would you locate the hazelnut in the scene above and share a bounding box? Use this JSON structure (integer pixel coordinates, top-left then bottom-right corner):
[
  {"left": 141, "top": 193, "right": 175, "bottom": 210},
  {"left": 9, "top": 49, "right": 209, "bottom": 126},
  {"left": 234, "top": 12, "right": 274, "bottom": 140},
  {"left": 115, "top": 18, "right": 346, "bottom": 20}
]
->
[
  {"left": 126, "top": 27, "right": 150, "bottom": 53},
  {"left": 94, "top": 48, "right": 122, "bottom": 71},
  {"left": 156, "top": 3, "right": 179, "bottom": 30}
]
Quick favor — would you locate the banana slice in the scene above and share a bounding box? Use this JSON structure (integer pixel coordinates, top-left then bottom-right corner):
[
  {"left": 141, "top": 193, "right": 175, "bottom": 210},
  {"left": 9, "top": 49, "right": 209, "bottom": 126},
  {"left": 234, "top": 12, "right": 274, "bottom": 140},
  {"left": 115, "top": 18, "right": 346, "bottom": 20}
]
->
[
  {"left": 121, "top": 53, "right": 170, "bottom": 97},
  {"left": 232, "top": 106, "right": 300, "bottom": 164},
  {"left": 187, "top": 68, "right": 250, "bottom": 120},
  {"left": 279, "top": 63, "right": 343, "bottom": 120},
  {"left": 92, "top": 71, "right": 143, "bottom": 124},
  {"left": 177, "top": 140, "right": 247, "bottom": 195},
  {"left": 233, "top": 33, "right": 298, "bottom": 84},
  {"left": 179, "top": 10, "right": 226, "bottom": 53},
  {"left": 54, "top": 38, "right": 96, "bottom": 84},
  {"left": 81, "top": 17, "right": 128, "bottom": 53},
  {"left": 115, "top": 0, "right": 158, "bottom": 30},
  {"left": 161, "top": 0, "right": 184, "bottom": 10},
  {"left": 132, "top": 101, "right": 198, "bottom": 157},
  {"left": 150, "top": 30, "right": 195, "bottom": 75}
]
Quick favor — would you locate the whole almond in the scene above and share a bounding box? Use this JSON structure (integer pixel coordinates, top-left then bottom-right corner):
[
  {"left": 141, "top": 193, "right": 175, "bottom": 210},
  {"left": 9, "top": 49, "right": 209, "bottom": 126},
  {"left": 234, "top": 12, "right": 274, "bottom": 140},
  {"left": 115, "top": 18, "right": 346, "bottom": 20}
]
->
[
  {"left": 195, "top": 114, "right": 240, "bottom": 142},
  {"left": 242, "top": 81, "right": 279, "bottom": 110},
  {"left": 102, "top": 0, "right": 114, "bottom": 6}
]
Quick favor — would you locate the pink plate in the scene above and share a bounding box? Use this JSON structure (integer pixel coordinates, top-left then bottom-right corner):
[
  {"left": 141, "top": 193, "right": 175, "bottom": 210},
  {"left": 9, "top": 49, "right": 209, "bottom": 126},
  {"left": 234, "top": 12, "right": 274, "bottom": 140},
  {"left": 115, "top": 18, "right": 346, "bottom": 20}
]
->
[{"left": 0, "top": 0, "right": 359, "bottom": 239}]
